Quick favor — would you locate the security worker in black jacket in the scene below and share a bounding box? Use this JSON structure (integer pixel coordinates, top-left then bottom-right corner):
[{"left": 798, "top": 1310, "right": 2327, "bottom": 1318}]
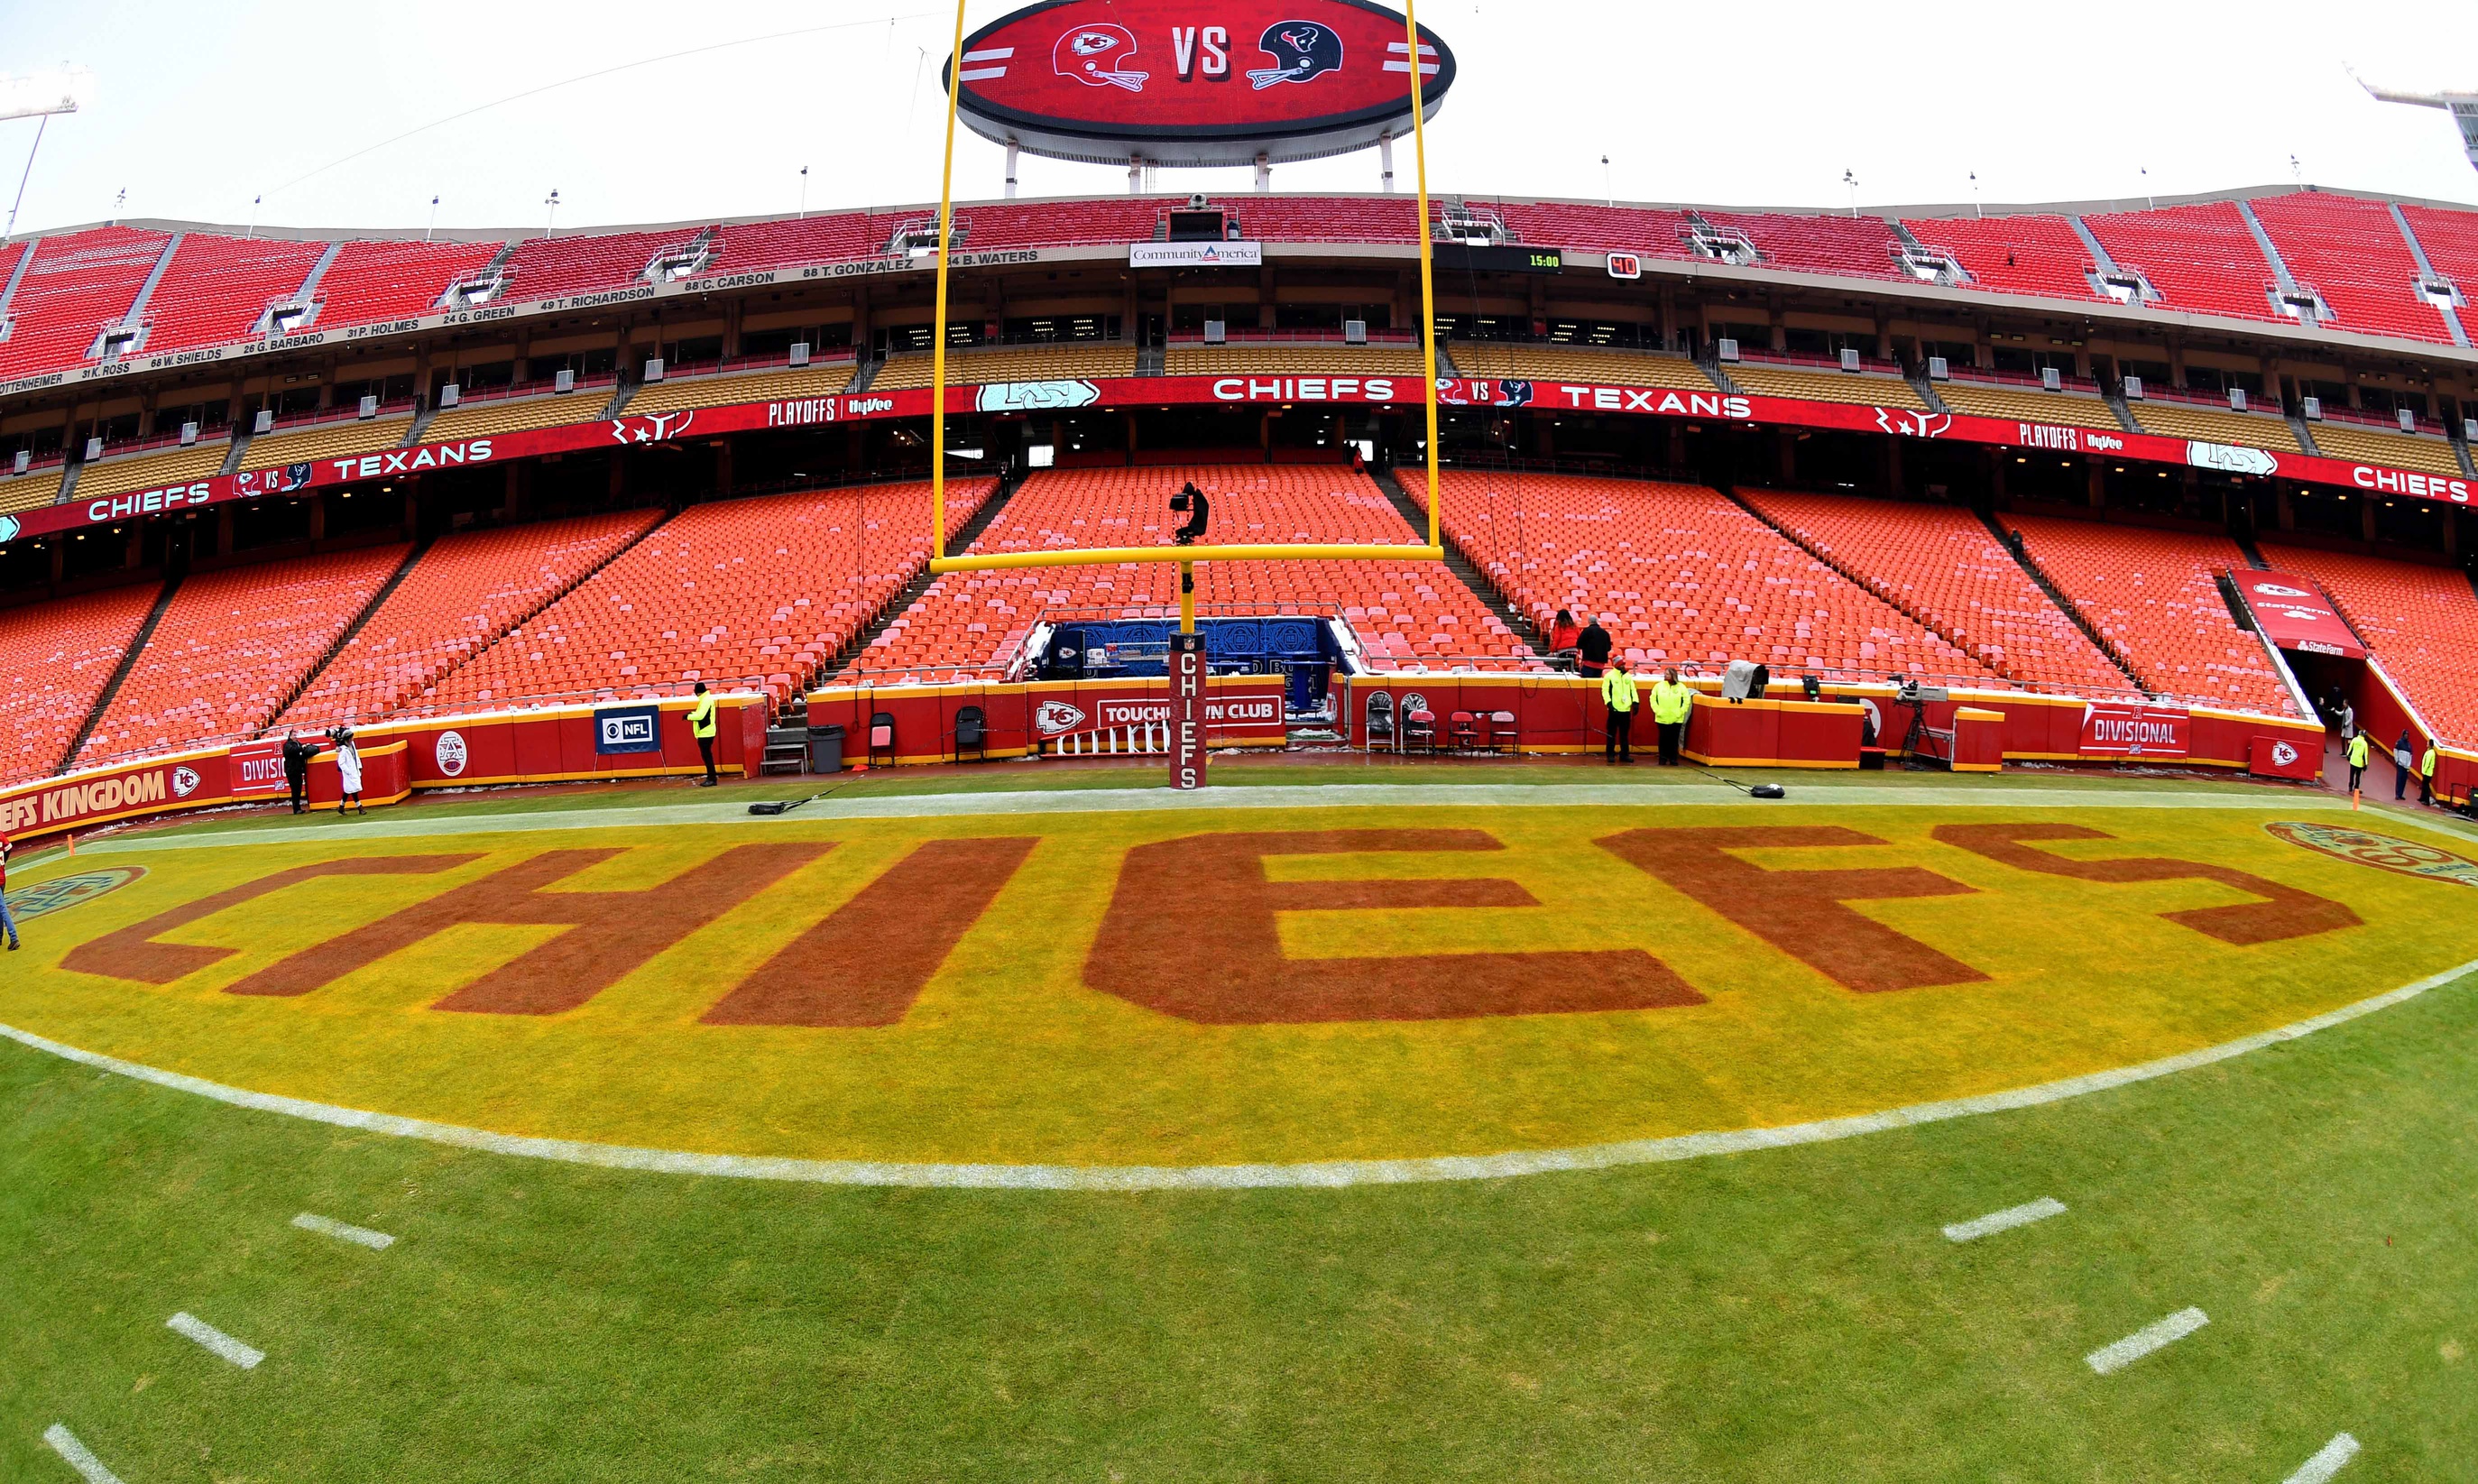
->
[{"left": 281, "top": 730, "right": 311, "bottom": 815}]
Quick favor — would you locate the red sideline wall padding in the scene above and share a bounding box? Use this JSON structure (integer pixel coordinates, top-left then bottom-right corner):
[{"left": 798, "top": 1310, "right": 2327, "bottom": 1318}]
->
[
  {"left": 805, "top": 677, "right": 1287, "bottom": 764},
  {"left": 0, "top": 693, "right": 769, "bottom": 842}
]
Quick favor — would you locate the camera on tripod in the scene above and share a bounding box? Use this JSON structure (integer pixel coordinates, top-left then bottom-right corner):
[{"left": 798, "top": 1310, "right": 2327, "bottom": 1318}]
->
[{"left": 1168, "top": 481, "right": 1210, "bottom": 547}]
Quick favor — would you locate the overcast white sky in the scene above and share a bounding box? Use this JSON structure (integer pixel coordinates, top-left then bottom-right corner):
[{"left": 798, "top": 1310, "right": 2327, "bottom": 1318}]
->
[{"left": 4, "top": 0, "right": 2474, "bottom": 239}]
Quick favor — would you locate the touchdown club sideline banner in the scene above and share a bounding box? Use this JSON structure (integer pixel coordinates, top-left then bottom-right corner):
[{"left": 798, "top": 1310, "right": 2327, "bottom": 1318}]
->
[{"left": 15, "top": 373, "right": 2471, "bottom": 548}]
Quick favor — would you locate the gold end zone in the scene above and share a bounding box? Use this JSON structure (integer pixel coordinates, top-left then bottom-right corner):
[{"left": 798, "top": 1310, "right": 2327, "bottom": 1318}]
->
[{"left": 929, "top": 544, "right": 1445, "bottom": 575}]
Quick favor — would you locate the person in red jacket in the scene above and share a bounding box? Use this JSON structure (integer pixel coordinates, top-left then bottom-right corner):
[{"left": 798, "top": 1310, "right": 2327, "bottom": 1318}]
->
[{"left": 1545, "top": 608, "right": 1581, "bottom": 662}]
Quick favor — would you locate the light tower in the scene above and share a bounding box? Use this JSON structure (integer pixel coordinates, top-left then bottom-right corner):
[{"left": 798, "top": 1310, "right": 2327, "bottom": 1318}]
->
[{"left": 2354, "top": 73, "right": 2478, "bottom": 173}]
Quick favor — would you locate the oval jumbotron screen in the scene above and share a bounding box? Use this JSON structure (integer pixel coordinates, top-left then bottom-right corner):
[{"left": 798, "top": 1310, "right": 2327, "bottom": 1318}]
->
[{"left": 945, "top": 0, "right": 1454, "bottom": 167}]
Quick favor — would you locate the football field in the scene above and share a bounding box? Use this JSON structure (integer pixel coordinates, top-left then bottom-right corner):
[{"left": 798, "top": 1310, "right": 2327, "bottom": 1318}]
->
[{"left": 7, "top": 764, "right": 2477, "bottom": 1481}]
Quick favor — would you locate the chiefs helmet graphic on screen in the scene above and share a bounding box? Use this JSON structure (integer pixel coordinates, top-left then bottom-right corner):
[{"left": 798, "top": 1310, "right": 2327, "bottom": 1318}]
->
[
  {"left": 1055, "top": 24, "right": 1148, "bottom": 90},
  {"left": 1248, "top": 21, "right": 1344, "bottom": 88}
]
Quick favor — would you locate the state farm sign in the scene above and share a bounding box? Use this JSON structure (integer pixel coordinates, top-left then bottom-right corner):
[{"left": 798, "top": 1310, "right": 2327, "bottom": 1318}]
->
[{"left": 947, "top": 0, "right": 1455, "bottom": 166}]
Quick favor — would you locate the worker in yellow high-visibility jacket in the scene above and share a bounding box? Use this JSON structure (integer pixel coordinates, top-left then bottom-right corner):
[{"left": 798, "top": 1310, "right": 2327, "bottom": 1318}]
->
[
  {"left": 2420, "top": 742, "right": 2438, "bottom": 807},
  {"left": 2345, "top": 729, "right": 2369, "bottom": 795},
  {"left": 1601, "top": 659, "right": 1640, "bottom": 764},
  {"left": 687, "top": 682, "right": 720, "bottom": 787},
  {"left": 1647, "top": 666, "right": 1695, "bottom": 768}
]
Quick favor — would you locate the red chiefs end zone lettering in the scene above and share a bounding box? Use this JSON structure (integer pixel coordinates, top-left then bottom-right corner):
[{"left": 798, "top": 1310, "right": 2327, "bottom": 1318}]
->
[{"left": 949, "top": 0, "right": 1454, "bottom": 168}]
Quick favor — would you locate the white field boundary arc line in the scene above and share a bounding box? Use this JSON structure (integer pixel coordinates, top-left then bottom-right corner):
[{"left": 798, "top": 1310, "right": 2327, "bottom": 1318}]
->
[
  {"left": 2284, "top": 1433, "right": 2362, "bottom": 1484},
  {"left": 165, "top": 1311, "right": 264, "bottom": 1369},
  {"left": 291, "top": 1212, "right": 394, "bottom": 1249},
  {"left": 5, "top": 958, "right": 2473, "bottom": 1194},
  {"left": 79, "top": 786, "right": 2418, "bottom": 853},
  {"left": 2085, "top": 1306, "right": 2209, "bottom": 1374},
  {"left": 41, "top": 1424, "right": 126, "bottom": 1484},
  {"left": 1942, "top": 1195, "right": 2067, "bottom": 1241}
]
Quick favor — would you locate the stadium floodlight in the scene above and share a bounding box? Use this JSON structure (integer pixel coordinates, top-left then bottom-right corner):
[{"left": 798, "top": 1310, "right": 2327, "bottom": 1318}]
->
[
  {"left": 4, "top": 65, "right": 93, "bottom": 239},
  {"left": 2352, "top": 70, "right": 2478, "bottom": 172},
  {"left": 0, "top": 66, "right": 91, "bottom": 124}
]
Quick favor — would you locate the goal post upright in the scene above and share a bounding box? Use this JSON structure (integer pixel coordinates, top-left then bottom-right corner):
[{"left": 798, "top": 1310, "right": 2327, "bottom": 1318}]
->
[
  {"left": 1404, "top": 0, "right": 1442, "bottom": 551},
  {"left": 929, "top": 0, "right": 971, "bottom": 558}
]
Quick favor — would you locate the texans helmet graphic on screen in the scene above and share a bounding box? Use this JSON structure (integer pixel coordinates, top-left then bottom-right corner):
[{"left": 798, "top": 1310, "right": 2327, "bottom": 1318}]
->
[
  {"left": 1248, "top": 21, "right": 1343, "bottom": 88},
  {"left": 1055, "top": 24, "right": 1148, "bottom": 90}
]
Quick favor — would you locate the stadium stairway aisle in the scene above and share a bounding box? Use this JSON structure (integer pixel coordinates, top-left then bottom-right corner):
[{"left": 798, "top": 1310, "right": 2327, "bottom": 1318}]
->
[
  {"left": 2257, "top": 542, "right": 2478, "bottom": 745},
  {"left": 274, "top": 509, "right": 667, "bottom": 730},
  {"left": 850, "top": 465, "right": 1535, "bottom": 681},
  {"left": 421, "top": 479, "right": 992, "bottom": 711},
  {"left": 1743, "top": 491, "right": 2140, "bottom": 695},
  {"left": 73, "top": 545, "right": 412, "bottom": 767},
  {"left": 2002, "top": 516, "right": 2299, "bottom": 716},
  {"left": 1432, "top": 470, "right": 1996, "bottom": 686}
]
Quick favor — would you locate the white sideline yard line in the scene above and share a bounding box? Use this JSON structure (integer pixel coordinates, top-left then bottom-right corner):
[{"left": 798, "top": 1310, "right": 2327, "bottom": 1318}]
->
[
  {"left": 292, "top": 1212, "right": 394, "bottom": 1249},
  {"left": 165, "top": 1311, "right": 263, "bottom": 1369},
  {"left": 1943, "top": 1196, "right": 2067, "bottom": 1241},
  {"left": 41, "top": 1425, "right": 125, "bottom": 1484},
  {"left": 6, "top": 957, "right": 2473, "bottom": 1193},
  {"left": 2086, "top": 1306, "right": 2208, "bottom": 1374},
  {"left": 82, "top": 784, "right": 2401, "bottom": 852},
  {"left": 2283, "top": 1433, "right": 2362, "bottom": 1484}
]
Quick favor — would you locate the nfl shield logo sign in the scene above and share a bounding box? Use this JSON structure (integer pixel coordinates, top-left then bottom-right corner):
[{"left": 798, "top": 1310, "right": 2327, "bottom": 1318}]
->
[{"left": 594, "top": 705, "right": 662, "bottom": 754}]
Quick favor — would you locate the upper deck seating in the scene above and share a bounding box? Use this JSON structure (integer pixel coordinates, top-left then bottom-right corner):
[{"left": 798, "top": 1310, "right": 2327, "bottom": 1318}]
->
[
  {"left": 277, "top": 510, "right": 662, "bottom": 729},
  {"left": 857, "top": 465, "right": 1531, "bottom": 679},
  {"left": 870, "top": 343, "right": 1138, "bottom": 391},
  {"left": 134, "top": 234, "right": 323, "bottom": 355},
  {"left": 1933, "top": 379, "right": 2126, "bottom": 432},
  {"left": 2003, "top": 516, "right": 2297, "bottom": 715},
  {"left": 424, "top": 479, "right": 990, "bottom": 709},
  {"left": 2256, "top": 542, "right": 2478, "bottom": 744},
  {"left": 2125, "top": 397, "right": 2302, "bottom": 453},
  {"left": 2250, "top": 192, "right": 2456, "bottom": 344},
  {"left": 75, "top": 544, "right": 410, "bottom": 765},
  {"left": 0, "top": 584, "right": 162, "bottom": 786},
  {"left": 2397, "top": 204, "right": 2478, "bottom": 317},
  {"left": 1744, "top": 492, "right": 2135, "bottom": 694},
  {"left": 312, "top": 238, "right": 502, "bottom": 331},
  {"left": 0, "top": 226, "right": 170, "bottom": 381},
  {"left": 707, "top": 213, "right": 880, "bottom": 272},
  {"left": 1901, "top": 215, "right": 2096, "bottom": 301},
  {"left": 624, "top": 364, "right": 855, "bottom": 416},
  {"left": 2082, "top": 204, "right": 2281, "bottom": 324},
  {"left": 1700, "top": 212, "right": 1908, "bottom": 280},
  {"left": 1433, "top": 470, "right": 1994, "bottom": 684},
  {"left": 500, "top": 229, "right": 710, "bottom": 303}
]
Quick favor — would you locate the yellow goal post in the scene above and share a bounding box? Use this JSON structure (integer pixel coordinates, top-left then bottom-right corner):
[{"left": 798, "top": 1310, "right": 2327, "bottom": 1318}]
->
[{"left": 922, "top": 0, "right": 1449, "bottom": 633}]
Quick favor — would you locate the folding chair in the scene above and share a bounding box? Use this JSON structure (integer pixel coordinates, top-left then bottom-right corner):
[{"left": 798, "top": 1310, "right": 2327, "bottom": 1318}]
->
[
  {"left": 868, "top": 711, "right": 897, "bottom": 769},
  {"left": 1403, "top": 708, "right": 1438, "bottom": 754},
  {"left": 1364, "top": 689, "right": 1396, "bottom": 753},
  {"left": 1488, "top": 710, "right": 1519, "bottom": 756},
  {"left": 1448, "top": 711, "right": 1479, "bottom": 752},
  {"left": 953, "top": 705, "right": 987, "bottom": 764}
]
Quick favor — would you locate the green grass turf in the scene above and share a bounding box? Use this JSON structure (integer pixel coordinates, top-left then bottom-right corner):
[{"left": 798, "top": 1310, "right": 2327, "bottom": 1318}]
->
[{"left": 5, "top": 954, "right": 2473, "bottom": 1479}]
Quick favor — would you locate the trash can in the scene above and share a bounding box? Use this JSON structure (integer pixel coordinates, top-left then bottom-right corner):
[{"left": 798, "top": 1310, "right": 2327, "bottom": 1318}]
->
[{"left": 806, "top": 724, "right": 846, "bottom": 774}]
